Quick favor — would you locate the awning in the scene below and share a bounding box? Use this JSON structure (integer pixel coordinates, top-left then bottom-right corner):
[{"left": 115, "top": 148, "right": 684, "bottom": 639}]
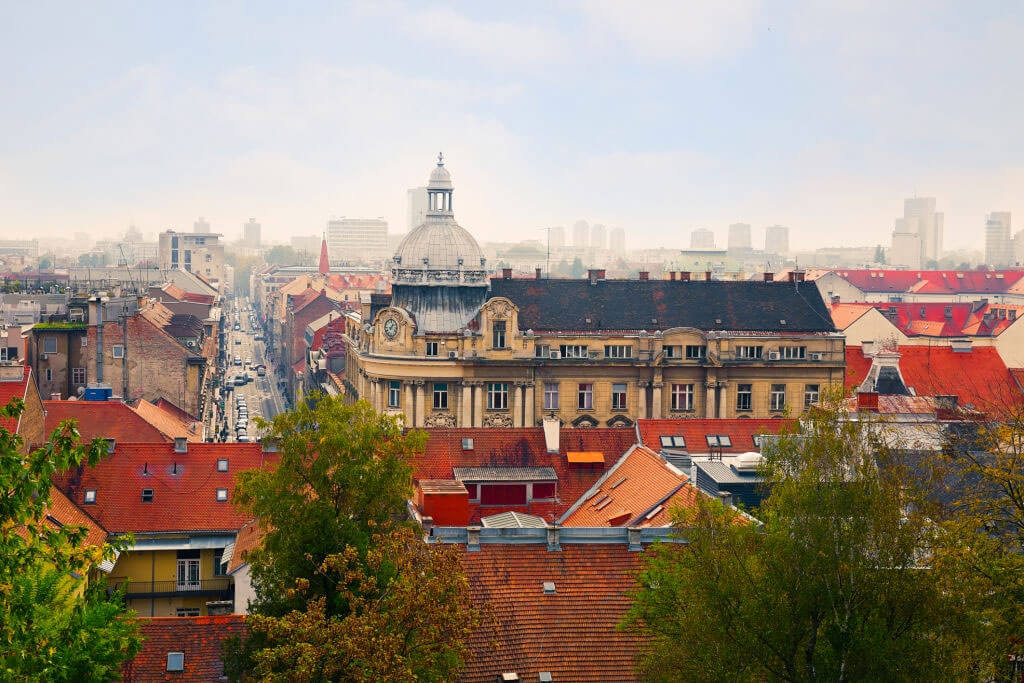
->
[
  {"left": 98, "top": 549, "right": 120, "bottom": 573},
  {"left": 567, "top": 451, "right": 604, "bottom": 464}
]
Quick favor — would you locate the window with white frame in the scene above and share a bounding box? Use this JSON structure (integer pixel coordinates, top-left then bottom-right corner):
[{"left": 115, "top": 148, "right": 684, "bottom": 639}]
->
[
  {"left": 685, "top": 344, "right": 706, "bottom": 359},
  {"left": 670, "top": 383, "right": 694, "bottom": 411},
  {"left": 425, "top": 341, "right": 438, "bottom": 357},
  {"left": 112, "top": 345, "right": 124, "bottom": 359},
  {"left": 535, "top": 344, "right": 550, "bottom": 358},
  {"left": 660, "top": 435, "right": 686, "bottom": 449},
  {"left": 432, "top": 383, "right": 448, "bottom": 410},
  {"left": 604, "top": 345, "right": 633, "bottom": 359},
  {"left": 804, "top": 384, "right": 820, "bottom": 408},
  {"left": 736, "top": 384, "right": 752, "bottom": 411},
  {"left": 81, "top": 336, "right": 87, "bottom": 347},
  {"left": 487, "top": 382, "right": 509, "bottom": 410},
  {"left": 706, "top": 434, "right": 732, "bottom": 448},
  {"left": 388, "top": 380, "right": 401, "bottom": 408},
  {"left": 71, "top": 368, "right": 85, "bottom": 385},
  {"left": 543, "top": 382, "right": 559, "bottom": 410},
  {"left": 577, "top": 383, "right": 593, "bottom": 410},
  {"left": 781, "top": 346, "right": 806, "bottom": 359},
  {"left": 492, "top": 320, "right": 506, "bottom": 349},
  {"left": 663, "top": 345, "right": 681, "bottom": 359},
  {"left": 611, "top": 383, "right": 627, "bottom": 411},
  {"left": 43, "top": 337, "right": 57, "bottom": 354},
  {"left": 559, "top": 344, "right": 588, "bottom": 359},
  {"left": 736, "top": 345, "right": 762, "bottom": 360},
  {"left": 770, "top": 384, "right": 787, "bottom": 412}
]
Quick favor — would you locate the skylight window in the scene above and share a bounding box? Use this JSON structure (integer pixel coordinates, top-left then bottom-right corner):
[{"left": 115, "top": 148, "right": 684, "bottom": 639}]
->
[
  {"left": 166, "top": 652, "right": 184, "bottom": 672},
  {"left": 706, "top": 435, "right": 732, "bottom": 448},
  {"left": 659, "top": 435, "right": 686, "bottom": 449},
  {"left": 141, "top": 488, "right": 154, "bottom": 503},
  {"left": 542, "top": 581, "right": 556, "bottom": 595},
  {"left": 83, "top": 489, "right": 96, "bottom": 504},
  {"left": 216, "top": 488, "right": 228, "bottom": 502},
  {"left": 217, "top": 458, "right": 228, "bottom": 472}
]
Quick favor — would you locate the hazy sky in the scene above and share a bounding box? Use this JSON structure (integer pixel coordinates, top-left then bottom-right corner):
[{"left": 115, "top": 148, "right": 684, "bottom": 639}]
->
[{"left": 3, "top": 1, "right": 1023, "bottom": 252}]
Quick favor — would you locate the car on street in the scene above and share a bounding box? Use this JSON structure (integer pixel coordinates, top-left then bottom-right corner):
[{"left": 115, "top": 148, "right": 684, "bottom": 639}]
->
[{"left": 234, "top": 355, "right": 241, "bottom": 365}]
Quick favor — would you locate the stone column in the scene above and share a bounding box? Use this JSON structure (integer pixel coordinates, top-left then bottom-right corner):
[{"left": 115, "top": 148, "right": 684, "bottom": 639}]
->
[
  {"left": 461, "top": 383, "right": 472, "bottom": 427},
  {"left": 369, "top": 379, "right": 378, "bottom": 411},
  {"left": 637, "top": 381, "right": 648, "bottom": 420},
  {"left": 415, "top": 381, "right": 426, "bottom": 427},
  {"left": 651, "top": 383, "right": 663, "bottom": 420},
  {"left": 512, "top": 383, "right": 523, "bottom": 427},
  {"left": 524, "top": 383, "right": 535, "bottom": 427},
  {"left": 473, "top": 383, "right": 484, "bottom": 428},
  {"left": 705, "top": 381, "right": 717, "bottom": 418},
  {"left": 404, "top": 382, "right": 414, "bottom": 426},
  {"left": 717, "top": 381, "right": 728, "bottom": 419}
]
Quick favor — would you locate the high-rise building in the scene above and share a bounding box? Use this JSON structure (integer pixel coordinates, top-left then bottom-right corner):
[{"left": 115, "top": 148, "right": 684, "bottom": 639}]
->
[
  {"left": 549, "top": 226, "right": 566, "bottom": 250},
  {"left": 193, "top": 217, "right": 210, "bottom": 234},
  {"left": 890, "top": 220, "right": 922, "bottom": 269},
  {"left": 985, "top": 212, "right": 1012, "bottom": 267},
  {"left": 407, "top": 187, "right": 429, "bottom": 231},
  {"left": 590, "top": 223, "right": 607, "bottom": 251},
  {"left": 690, "top": 228, "right": 715, "bottom": 249},
  {"left": 903, "top": 197, "right": 943, "bottom": 265},
  {"left": 764, "top": 225, "right": 789, "bottom": 257},
  {"left": 158, "top": 230, "right": 225, "bottom": 284},
  {"left": 243, "top": 218, "right": 261, "bottom": 248},
  {"left": 1014, "top": 229, "right": 1024, "bottom": 265},
  {"left": 608, "top": 227, "right": 625, "bottom": 254},
  {"left": 327, "top": 218, "right": 390, "bottom": 265},
  {"left": 573, "top": 220, "right": 590, "bottom": 249},
  {"left": 727, "top": 223, "right": 751, "bottom": 252}
]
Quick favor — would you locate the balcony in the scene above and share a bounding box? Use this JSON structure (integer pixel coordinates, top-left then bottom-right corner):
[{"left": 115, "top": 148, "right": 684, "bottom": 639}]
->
[{"left": 112, "top": 577, "right": 233, "bottom": 600}]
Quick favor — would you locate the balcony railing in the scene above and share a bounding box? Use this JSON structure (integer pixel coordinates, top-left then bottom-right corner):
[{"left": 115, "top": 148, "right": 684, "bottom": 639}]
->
[{"left": 112, "top": 577, "right": 232, "bottom": 600}]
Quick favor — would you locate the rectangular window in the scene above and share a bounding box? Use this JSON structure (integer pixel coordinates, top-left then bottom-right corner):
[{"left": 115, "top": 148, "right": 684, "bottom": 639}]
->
[
  {"left": 81, "top": 336, "right": 87, "bottom": 347},
  {"left": 112, "top": 345, "right": 124, "bottom": 359},
  {"left": 770, "top": 384, "right": 786, "bottom": 412},
  {"left": 432, "top": 383, "right": 448, "bottom": 410},
  {"left": 577, "top": 383, "right": 593, "bottom": 410},
  {"left": 736, "top": 383, "right": 752, "bottom": 411},
  {"left": 660, "top": 435, "right": 686, "bottom": 449},
  {"left": 175, "top": 608, "right": 199, "bottom": 617},
  {"left": 685, "top": 345, "right": 706, "bottom": 359},
  {"left": 781, "top": 346, "right": 806, "bottom": 360},
  {"left": 480, "top": 483, "right": 527, "bottom": 506},
  {"left": 604, "top": 345, "right": 633, "bottom": 359},
  {"left": 611, "top": 383, "right": 627, "bottom": 411},
  {"left": 804, "top": 384, "right": 820, "bottom": 408},
  {"left": 706, "top": 434, "right": 733, "bottom": 448},
  {"left": 532, "top": 482, "right": 556, "bottom": 500},
  {"left": 492, "top": 320, "right": 506, "bottom": 349},
  {"left": 71, "top": 368, "right": 85, "bottom": 385},
  {"left": 663, "top": 345, "right": 681, "bottom": 359},
  {"left": 176, "top": 557, "right": 200, "bottom": 591},
  {"left": 487, "top": 382, "right": 509, "bottom": 410},
  {"left": 43, "top": 337, "right": 57, "bottom": 354},
  {"left": 671, "top": 383, "right": 694, "bottom": 411},
  {"left": 559, "top": 344, "right": 588, "bottom": 359},
  {"left": 425, "top": 341, "right": 438, "bottom": 356},
  {"left": 543, "top": 382, "right": 559, "bottom": 410},
  {"left": 535, "top": 344, "right": 550, "bottom": 358},
  {"left": 213, "top": 548, "right": 226, "bottom": 576},
  {"left": 388, "top": 380, "right": 401, "bottom": 408},
  {"left": 0, "top": 348, "right": 7, "bottom": 361},
  {"left": 736, "top": 345, "right": 763, "bottom": 360},
  {"left": 464, "top": 483, "right": 478, "bottom": 500},
  {"left": 45, "top": 368, "right": 52, "bottom": 382}
]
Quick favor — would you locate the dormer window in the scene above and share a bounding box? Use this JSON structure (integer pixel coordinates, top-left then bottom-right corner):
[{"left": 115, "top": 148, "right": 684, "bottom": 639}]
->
[{"left": 492, "top": 320, "right": 506, "bottom": 349}]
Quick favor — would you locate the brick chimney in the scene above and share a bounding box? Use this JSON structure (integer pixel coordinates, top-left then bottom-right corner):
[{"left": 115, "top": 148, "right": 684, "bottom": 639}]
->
[
  {"left": 679, "top": 272, "right": 690, "bottom": 282},
  {"left": 705, "top": 270, "right": 713, "bottom": 281},
  {"left": 502, "top": 268, "right": 512, "bottom": 279},
  {"left": 763, "top": 272, "right": 774, "bottom": 282},
  {"left": 638, "top": 271, "right": 649, "bottom": 280},
  {"left": 669, "top": 272, "right": 676, "bottom": 281},
  {"left": 535, "top": 267, "right": 542, "bottom": 280},
  {"left": 587, "top": 269, "right": 602, "bottom": 285},
  {"left": 857, "top": 391, "right": 879, "bottom": 412}
]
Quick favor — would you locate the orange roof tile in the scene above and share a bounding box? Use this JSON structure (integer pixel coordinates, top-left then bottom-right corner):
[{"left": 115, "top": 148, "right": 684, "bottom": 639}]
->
[
  {"left": 0, "top": 365, "right": 32, "bottom": 433},
  {"left": 44, "top": 400, "right": 169, "bottom": 444},
  {"left": 637, "top": 418, "right": 794, "bottom": 454},
  {"left": 130, "top": 399, "right": 203, "bottom": 442},
  {"left": 123, "top": 615, "right": 246, "bottom": 681},
  {"left": 43, "top": 485, "right": 108, "bottom": 547},
  {"left": 227, "top": 518, "right": 266, "bottom": 574}
]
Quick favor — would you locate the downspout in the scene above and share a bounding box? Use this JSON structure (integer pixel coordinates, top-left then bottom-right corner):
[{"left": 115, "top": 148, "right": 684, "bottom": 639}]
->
[
  {"left": 121, "top": 312, "right": 128, "bottom": 400},
  {"left": 95, "top": 302, "right": 104, "bottom": 384},
  {"left": 151, "top": 550, "right": 155, "bottom": 617}
]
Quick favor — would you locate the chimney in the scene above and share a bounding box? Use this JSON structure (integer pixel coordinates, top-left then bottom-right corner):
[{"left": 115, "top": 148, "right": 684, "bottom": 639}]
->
[
  {"left": 787, "top": 271, "right": 796, "bottom": 282},
  {"left": 763, "top": 272, "right": 774, "bottom": 282},
  {"left": 502, "top": 268, "right": 512, "bottom": 279},
  {"left": 535, "top": 267, "right": 542, "bottom": 280},
  {"left": 831, "top": 295, "right": 840, "bottom": 305},
  {"left": 421, "top": 515, "right": 434, "bottom": 536},
  {"left": 173, "top": 437, "right": 188, "bottom": 453},
  {"left": 51, "top": 392, "right": 62, "bottom": 401},
  {"left": 546, "top": 524, "right": 561, "bottom": 552},
  {"left": 638, "top": 271, "right": 649, "bottom": 280},
  {"left": 596, "top": 269, "right": 606, "bottom": 280},
  {"left": 718, "top": 491, "right": 733, "bottom": 507},
  {"left": 705, "top": 270, "right": 713, "bottom": 281},
  {"left": 587, "top": 269, "right": 599, "bottom": 285},
  {"left": 935, "top": 394, "right": 959, "bottom": 420},
  {"left": 669, "top": 271, "right": 676, "bottom": 281},
  {"left": 627, "top": 526, "right": 643, "bottom": 552},
  {"left": 678, "top": 271, "right": 690, "bottom": 282},
  {"left": 861, "top": 340, "right": 875, "bottom": 357},
  {"left": 542, "top": 417, "right": 560, "bottom": 454},
  {"left": 857, "top": 391, "right": 879, "bottom": 412},
  {"left": 466, "top": 525, "right": 481, "bottom": 552}
]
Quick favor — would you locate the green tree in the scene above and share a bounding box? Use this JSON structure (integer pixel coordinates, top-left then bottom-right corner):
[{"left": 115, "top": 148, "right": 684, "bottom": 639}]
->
[
  {"left": 265, "top": 245, "right": 311, "bottom": 267},
  {"left": 224, "top": 395, "right": 480, "bottom": 680},
  {"left": 0, "top": 398, "right": 142, "bottom": 681},
  {"left": 622, "top": 391, "right": 977, "bottom": 682},
  {"left": 569, "top": 257, "right": 585, "bottom": 278},
  {"left": 873, "top": 244, "right": 886, "bottom": 264}
]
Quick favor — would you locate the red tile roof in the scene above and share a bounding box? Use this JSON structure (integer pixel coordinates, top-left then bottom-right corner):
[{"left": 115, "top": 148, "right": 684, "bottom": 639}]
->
[
  {"left": 637, "top": 418, "right": 794, "bottom": 454},
  {"left": 123, "top": 615, "right": 246, "bottom": 682},
  {"left": 845, "top": 346, "right": 1024, "bottom": 414},
  {"left": 462, "top": 543, "right": 644, "bottom": 682},
  {"left": 0, "top": 365, "right": 31, "bottom": 433},
  {"left": 830, "top": 301, "right": 1024, "bottom": 337},
  {"left": 52, "top": 442, "right": 274, "bottom": 534},
  {"left": 43, "top": 485, "right": 108, "bottom": 547},
  {"left": 130, "top": 399, "right": 203, "bottom": 442},
  {"left": 560, "top": 446, "right": 695, "bottom": 527},
  {"left": 44, "top": 400, "right": 169, "bottom": 444},
  {"left": 416, "top": 428, "right": 638, "bottom": 524},
  {"left": 227, "top": 518, "right": 266, "bottom": 573},
  {"left": 828, "top": 269, "right": 1024, "bottom": 295}
]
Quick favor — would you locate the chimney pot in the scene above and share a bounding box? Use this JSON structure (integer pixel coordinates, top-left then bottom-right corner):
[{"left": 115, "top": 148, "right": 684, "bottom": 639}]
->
[
  {"left": 670, "top": 271, "right": 677, "bottom": 281},
  {"left": 535, "top": 267, "right": 542, "bottom": 280},
  {"left": 679, "top": 271, "right": 690, "bottom": 282},
  {"left": 421, "top": 516, "right": 434, "bottom": 536},
  {"left": 764, "top": 272, "right": 774, "bottom": 282},
  {"left": 705, "top": 270, "right": 713, "bottom": 281},
  {"left": 596, "top": 269, "right": 606, "bottom": 280},
  {"left": 502, "top": 268, "right": 512, "bottom": 279},
  {"left": 638, "top": 271, "right": 649, "bottom": 280},
  {"left": 857, "top": 391, "right": 879, "bottom": 412}
]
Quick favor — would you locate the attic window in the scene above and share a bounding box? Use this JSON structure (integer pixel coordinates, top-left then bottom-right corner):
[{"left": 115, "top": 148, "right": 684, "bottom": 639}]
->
[
  {"left": 166, "top": 652, "right": 184, "bottom": 672},
  {"left": 659, "top": 435, "right": 686, "bottom": 449},
  {"left": 542, "top": 581, "right": 556, "bottom": 595},
  {"left": 216, "top": 488, "right": 229, "bottom": 502},
  {"left": 706, "top": 435, "right": 732, "bottom": 448},
  {"left": 779, "top": 319, "right": 786, "bottom": 326},
  {"left": 539, "top": 674, "right": 554, "bottom": 683},
  {"left": 462, "top": 438, "right": 474, "bottom": 451},
  {"left": 217, "top": 458, "right": 228, "bottom": 472},
  {"left": 83, "top": 489, "right": 96, "bottom": 504},
  {"left": 141, "top": 488, "right": 154, "bottom": 503}
]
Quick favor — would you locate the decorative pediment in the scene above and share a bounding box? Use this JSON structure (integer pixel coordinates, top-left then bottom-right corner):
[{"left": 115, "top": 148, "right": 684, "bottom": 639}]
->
[
  {"left": 605, "top": 414, "right": 634, "bottom": 428},
  {"left": 483, "top": 413, "right": 514, "bottom": 428},
  {"left": 571, "top": 414, "right": 599, "bottom": 429},
  {"left": 425, "top": 412, "right": 457, "bottom": 428}
]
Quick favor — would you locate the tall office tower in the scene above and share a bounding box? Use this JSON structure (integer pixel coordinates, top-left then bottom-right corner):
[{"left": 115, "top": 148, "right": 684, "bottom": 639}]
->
[
  {"left": 407, "top": 187, "right": 428, "bottom": 231},
  {"left": 549, "top": 226, "right": 566, "bottom": 249},
  {"left": 590, "top": 223, "right": 607, "bottom": 250},
  {"left": 193, "top": 217, "right": 210, "bottom": 234},
  {"left": 727, "top": 223, "right": 751, "bottom": 252},
  {"left": 890, "top": 218, "right": 922, "bottom": 269},
  {"left": 243, "top": 218, "right": 261, "bottom": 248},
  {"left": 764, "top": 225, "right": 789, "bottom": 256},
  {"left": 1014, "top": 229, "right": 1024, "bottom": 265},
  {"left": 608, "top": 226, "right": 625, "bottom": 254},
  {"left": 327, "top": 218, "right": 390, "bottom": 264},
  {"left": 573, "top": 220, "right": 590, "bottom": 248},
  {"left": 903, "top": 197, "right": 943, "bottom": 265},
  {"left": 985, "top": 212, "right": 1013, "bottom": 267},
  {"left": 690, "top": 228, "right": 716, "bottom": 249}
]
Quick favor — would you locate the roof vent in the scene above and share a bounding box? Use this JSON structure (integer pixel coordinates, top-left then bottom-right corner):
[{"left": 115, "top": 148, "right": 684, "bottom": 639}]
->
[
  {"left": 499, "top": 675, "right": 520, "bottom": 682},
  {"left": 542, "top": 581, "right": 556, "bottom": 595},
  {"left": 609, "top": 476, "right": 627, "bottom": 489},
  {"left": 462, "top": 438, "right": 474, "bottom": 451},
  {"left": 539, "top": 673, "right": 554, "bottom": 682},
  {"left": 173, "top": 437, "right": 187, "bottom": 453}
]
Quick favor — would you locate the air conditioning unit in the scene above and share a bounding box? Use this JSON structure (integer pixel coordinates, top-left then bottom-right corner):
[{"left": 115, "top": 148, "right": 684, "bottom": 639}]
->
[
  {"left": 767, "top": 351, "right": 781, "bottom": 361},
  {"left": 39, "top": 353, "right": 47, "bottom": 361},
  {"left": 448, "top": 351, "right": 457, "bottom": 360},
  {"left": 809, "top": 352, "right": 823, "bottom": 361},
  {"left": 548, "top": 350, "right": 560, "bottom": 359}
]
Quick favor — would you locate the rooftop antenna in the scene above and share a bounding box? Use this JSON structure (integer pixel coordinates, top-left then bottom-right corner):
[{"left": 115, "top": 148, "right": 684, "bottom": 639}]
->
[{"left": 542, "top": 227, "right": 551, "bottom": 278}]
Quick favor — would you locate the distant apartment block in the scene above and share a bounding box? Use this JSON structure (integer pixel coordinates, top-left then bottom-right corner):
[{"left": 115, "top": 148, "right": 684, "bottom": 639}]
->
[
  {"left": 986, "top": 212, "right": 1013, "bottom": 267},
  {"left": 764, "top": 225, "right": 789, "bottom": 257},
  {"left": 549, "top": 226, "right": 566, "bottom": 250},
  {"left": 608, "top": 226, "right": 625, "bottom": 254},
  {"left": 573, "top": 220, "right": 590, "bottom": 248},
  {"left": 327, "top": 218, "right": 389, "bottom": 265},
  {"left": 407, "top": 187, "right": 429, "bottom": 231},
  {"left": 0, "top": 239, "right": 39, "bottom": 258},
  {"left": 243, "top": 218, "right": 261, "bottom": 248},
  {"left": 690, "top": 228, "right": 715, "bottom": 249},
  {"left": 728, "top": 223, "right": 751, "bottom": 254},
  {"left": 158, "top": 230, "right": 226, "bottom": 285},
  {"left": 193, "top": 217, "right": 210, "bottom": 234},
  {"left": 590, "top": 223, "right": 607, "bottom": 251}
]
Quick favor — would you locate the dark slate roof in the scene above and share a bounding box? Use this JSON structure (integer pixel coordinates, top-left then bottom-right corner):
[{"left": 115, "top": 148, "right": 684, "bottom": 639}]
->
[
  {"left": 488, "top": 278, "right": 836, "bottom": 333},
  {"left": 453, "top": 466, "right": 558, "bottom": 482}
]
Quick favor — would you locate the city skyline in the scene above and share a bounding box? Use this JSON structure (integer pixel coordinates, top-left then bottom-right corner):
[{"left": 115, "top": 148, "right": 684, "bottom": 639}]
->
[{"left": 3, "top": 2, "right": 1024, "bottom": 253}]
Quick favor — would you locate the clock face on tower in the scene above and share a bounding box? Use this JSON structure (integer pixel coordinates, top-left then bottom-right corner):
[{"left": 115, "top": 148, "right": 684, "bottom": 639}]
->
[{"left": 383, "top": 318, "right": 399, "bottom": 339}]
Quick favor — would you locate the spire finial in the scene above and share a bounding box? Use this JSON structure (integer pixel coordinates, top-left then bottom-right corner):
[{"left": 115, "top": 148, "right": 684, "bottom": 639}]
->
[{"left": 438, "top": 151, "right": 444, "bottom": 166}]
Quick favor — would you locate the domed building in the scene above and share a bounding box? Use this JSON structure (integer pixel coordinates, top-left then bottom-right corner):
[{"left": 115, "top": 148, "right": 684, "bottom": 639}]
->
[{"left": 340, "top": 156, "right": 843, "bottom": 430}]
